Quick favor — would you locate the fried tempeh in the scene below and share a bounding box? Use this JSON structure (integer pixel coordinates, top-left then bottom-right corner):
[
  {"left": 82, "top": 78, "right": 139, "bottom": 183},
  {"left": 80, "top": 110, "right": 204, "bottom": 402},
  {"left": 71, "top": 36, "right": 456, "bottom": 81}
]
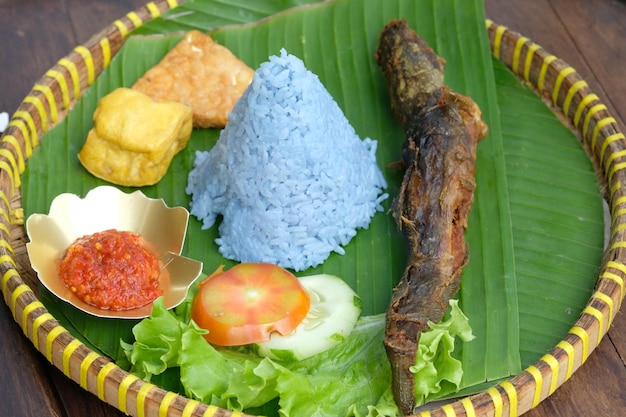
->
[
  {"left": 375, "top": 19, "right": 488, "bottom": 414},
  {"left": 132, "top": 30, "right": 254, "bottom": 129}
]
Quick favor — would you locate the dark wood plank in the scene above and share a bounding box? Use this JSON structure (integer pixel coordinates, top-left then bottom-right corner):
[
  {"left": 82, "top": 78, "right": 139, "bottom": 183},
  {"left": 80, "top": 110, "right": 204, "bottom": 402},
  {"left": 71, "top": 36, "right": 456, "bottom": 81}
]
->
[
  {"left": 485, "top": 0, "right": 626, "bottom": 416},
  {"left": 0, "top": 2, "right": 145, "bottom": 416},
  {"left": 1, "top": 1, "right": 625, "bottom": 416},
  {"left": 0, "top": 0, "right": 75, "bottom": 115},
  {"left": 611, "top": 310, "right": 626, "bottom": 369},
  {"left": 523, "top": 338, "right": 626, "bottom": 415},
  {"left": 0, "top": 302, "right": 65, "bottom": 416},
  {"left": 550, "top": 0, "right": 626, "bottom": 129},
  {"left": 485, "top": 0, "right": 626, "bottom": 138},
  {"left": 67, "top": 0, "right": 148, "bottom": 42},
  {"left": 0, "top": 2, "right": 85, "bottom": 415},
  {"left": 49, "top": 365, "right": 127, "bottom": 417}
]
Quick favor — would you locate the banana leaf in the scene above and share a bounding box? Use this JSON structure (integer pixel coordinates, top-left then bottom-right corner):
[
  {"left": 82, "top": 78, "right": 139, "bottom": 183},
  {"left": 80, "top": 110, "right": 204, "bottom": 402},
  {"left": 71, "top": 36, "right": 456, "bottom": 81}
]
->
[{"left": 21, "top": 0, "right": 604, "bottom": 406}]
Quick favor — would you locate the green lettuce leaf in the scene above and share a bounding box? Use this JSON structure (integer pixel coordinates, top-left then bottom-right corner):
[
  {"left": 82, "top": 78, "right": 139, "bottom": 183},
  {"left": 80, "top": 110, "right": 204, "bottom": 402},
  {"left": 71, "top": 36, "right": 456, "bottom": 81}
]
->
[
  {"left": 115, "top": 282, "right": 199, "bottom": 379},
  {"left": 411, "top": 300, "right": 475, "bottom": 406},
  {"left": 179, "top": 330, "right": 276, "bottom": 410},
  {"left": 120, "top": 298, "right": 192, "bottom": 380},
  {"left": 122, "top": 303, "right": 395, "bottom": 417},
  {"left": 272, "top": 314, "right": 391, "bottom": 417}
]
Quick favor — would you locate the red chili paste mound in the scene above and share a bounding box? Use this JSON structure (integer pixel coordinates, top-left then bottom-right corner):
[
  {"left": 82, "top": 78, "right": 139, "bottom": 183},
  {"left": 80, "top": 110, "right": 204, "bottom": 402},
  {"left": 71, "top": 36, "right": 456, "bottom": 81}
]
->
[{"left": 58, "top": 229, "right": 162, "bottom": 311}]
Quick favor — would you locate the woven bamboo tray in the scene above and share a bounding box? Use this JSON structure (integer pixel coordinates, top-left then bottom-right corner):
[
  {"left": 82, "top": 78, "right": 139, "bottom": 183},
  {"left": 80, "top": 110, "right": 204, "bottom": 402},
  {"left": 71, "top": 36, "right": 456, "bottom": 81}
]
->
[{"left": 1, "top": 1, "right": 624, "bottom": 416}]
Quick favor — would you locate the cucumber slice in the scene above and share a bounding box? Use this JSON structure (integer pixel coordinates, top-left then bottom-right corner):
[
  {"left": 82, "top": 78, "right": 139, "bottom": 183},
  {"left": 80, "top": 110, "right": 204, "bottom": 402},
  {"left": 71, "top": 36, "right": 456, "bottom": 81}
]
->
[{"left": 254, "top": 273, "right": 361, "bottom": 361}]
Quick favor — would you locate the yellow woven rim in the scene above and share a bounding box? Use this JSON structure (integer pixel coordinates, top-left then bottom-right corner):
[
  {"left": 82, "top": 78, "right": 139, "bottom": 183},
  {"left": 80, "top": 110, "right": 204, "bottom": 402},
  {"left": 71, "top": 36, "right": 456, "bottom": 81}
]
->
[{"left": 0, "top": 2, "right": 623, "bottom": 416}]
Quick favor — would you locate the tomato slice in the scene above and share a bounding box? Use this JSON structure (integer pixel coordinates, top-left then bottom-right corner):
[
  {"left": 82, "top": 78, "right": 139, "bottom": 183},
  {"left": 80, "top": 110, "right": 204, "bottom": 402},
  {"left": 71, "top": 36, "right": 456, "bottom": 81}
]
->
[{"left": 191, "top": 263, "right": 311, "bottom": 346}]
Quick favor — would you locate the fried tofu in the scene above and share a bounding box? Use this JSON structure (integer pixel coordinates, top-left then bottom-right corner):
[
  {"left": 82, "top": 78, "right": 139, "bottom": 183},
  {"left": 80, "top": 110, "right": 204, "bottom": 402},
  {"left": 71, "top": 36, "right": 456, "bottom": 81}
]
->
[
  {"left": 132, "top": 30, "right": 254, "bottom": 128},
  {"left": 78, "top": 88, "right": 193, "bottom": 187}
]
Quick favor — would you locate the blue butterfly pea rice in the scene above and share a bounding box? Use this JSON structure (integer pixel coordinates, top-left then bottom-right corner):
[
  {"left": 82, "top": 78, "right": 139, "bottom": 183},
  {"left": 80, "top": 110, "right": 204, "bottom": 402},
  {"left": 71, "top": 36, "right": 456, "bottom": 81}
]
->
[{"left": 186, "top": 49, "right": 388, "bottom": 271}]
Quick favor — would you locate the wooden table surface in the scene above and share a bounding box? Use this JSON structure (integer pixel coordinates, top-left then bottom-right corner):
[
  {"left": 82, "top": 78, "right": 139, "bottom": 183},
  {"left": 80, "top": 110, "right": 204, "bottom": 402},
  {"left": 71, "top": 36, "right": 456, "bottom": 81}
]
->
[{"left": 1, "top": 0, "right": 625, "bottom": 416}]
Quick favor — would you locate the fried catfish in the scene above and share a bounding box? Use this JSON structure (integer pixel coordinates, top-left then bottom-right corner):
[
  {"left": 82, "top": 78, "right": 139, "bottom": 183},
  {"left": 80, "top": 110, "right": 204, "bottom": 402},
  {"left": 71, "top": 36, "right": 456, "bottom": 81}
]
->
[{"left": 375, "top": 19, "right": 488, "bottom": 414}]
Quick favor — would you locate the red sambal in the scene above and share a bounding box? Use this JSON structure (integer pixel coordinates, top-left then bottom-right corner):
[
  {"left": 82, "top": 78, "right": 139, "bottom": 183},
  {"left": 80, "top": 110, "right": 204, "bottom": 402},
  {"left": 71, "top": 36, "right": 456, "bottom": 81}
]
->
[{"left": 58, "top": 229, "right": 162, "bottom": 311}]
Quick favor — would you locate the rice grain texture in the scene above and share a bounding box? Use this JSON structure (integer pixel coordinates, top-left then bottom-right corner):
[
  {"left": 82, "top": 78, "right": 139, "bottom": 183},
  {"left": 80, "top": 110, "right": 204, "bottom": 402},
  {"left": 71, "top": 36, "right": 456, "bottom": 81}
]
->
[{"left": 186, "top": 49, "right": 388, "bottom": 271}]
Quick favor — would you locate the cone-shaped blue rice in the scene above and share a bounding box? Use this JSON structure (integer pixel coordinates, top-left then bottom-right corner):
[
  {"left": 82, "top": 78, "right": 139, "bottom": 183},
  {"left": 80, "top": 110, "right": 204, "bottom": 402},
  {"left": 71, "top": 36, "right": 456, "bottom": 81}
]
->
[{"left": 186, "top": 49, "right": 387, "bottom": 271}]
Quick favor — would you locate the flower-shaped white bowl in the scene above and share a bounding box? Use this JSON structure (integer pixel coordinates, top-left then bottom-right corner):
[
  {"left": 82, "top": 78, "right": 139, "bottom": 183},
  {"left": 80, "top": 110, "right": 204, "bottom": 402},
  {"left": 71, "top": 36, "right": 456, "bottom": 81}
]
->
[{"left": 25, "top": 185, "right": 203, "bottom": 319}]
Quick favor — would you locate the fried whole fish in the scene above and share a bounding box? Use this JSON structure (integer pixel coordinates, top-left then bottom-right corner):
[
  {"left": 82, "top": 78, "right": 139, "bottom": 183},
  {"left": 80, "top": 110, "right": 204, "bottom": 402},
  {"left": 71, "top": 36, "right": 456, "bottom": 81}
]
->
[{"left": 375, "top": 19, "right": 488, "bottom": 414}]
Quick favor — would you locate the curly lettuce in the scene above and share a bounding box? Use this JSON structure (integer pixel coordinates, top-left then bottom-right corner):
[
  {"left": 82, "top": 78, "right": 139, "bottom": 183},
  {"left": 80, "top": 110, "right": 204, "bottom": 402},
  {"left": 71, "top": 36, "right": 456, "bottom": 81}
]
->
[
  {"left": 411, "top": 300, "right": 475, "bottom": 407},
  {"left": 122, "top": 298, "right": 395, "bottom": 416},
  {"left": 121, "top": 298, "right": 473, "bottom": 416}
]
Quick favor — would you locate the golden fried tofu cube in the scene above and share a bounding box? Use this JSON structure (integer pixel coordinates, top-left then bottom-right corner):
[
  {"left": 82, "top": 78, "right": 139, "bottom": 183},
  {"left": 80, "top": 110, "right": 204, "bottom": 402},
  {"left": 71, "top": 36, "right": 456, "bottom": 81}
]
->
[
  {"left": 132, "top": 30, "right": 254, "bottom": 129},
  {"left": 78, "top": 88, "right": 192, "bottom": 187}
]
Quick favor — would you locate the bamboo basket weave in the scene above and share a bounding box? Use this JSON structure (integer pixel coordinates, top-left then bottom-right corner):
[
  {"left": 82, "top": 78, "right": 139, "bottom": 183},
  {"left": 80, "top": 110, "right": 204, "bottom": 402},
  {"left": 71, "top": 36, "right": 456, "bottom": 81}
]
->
[{"left": 0, "top": 1, "right": 624, "bottom": 416}]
